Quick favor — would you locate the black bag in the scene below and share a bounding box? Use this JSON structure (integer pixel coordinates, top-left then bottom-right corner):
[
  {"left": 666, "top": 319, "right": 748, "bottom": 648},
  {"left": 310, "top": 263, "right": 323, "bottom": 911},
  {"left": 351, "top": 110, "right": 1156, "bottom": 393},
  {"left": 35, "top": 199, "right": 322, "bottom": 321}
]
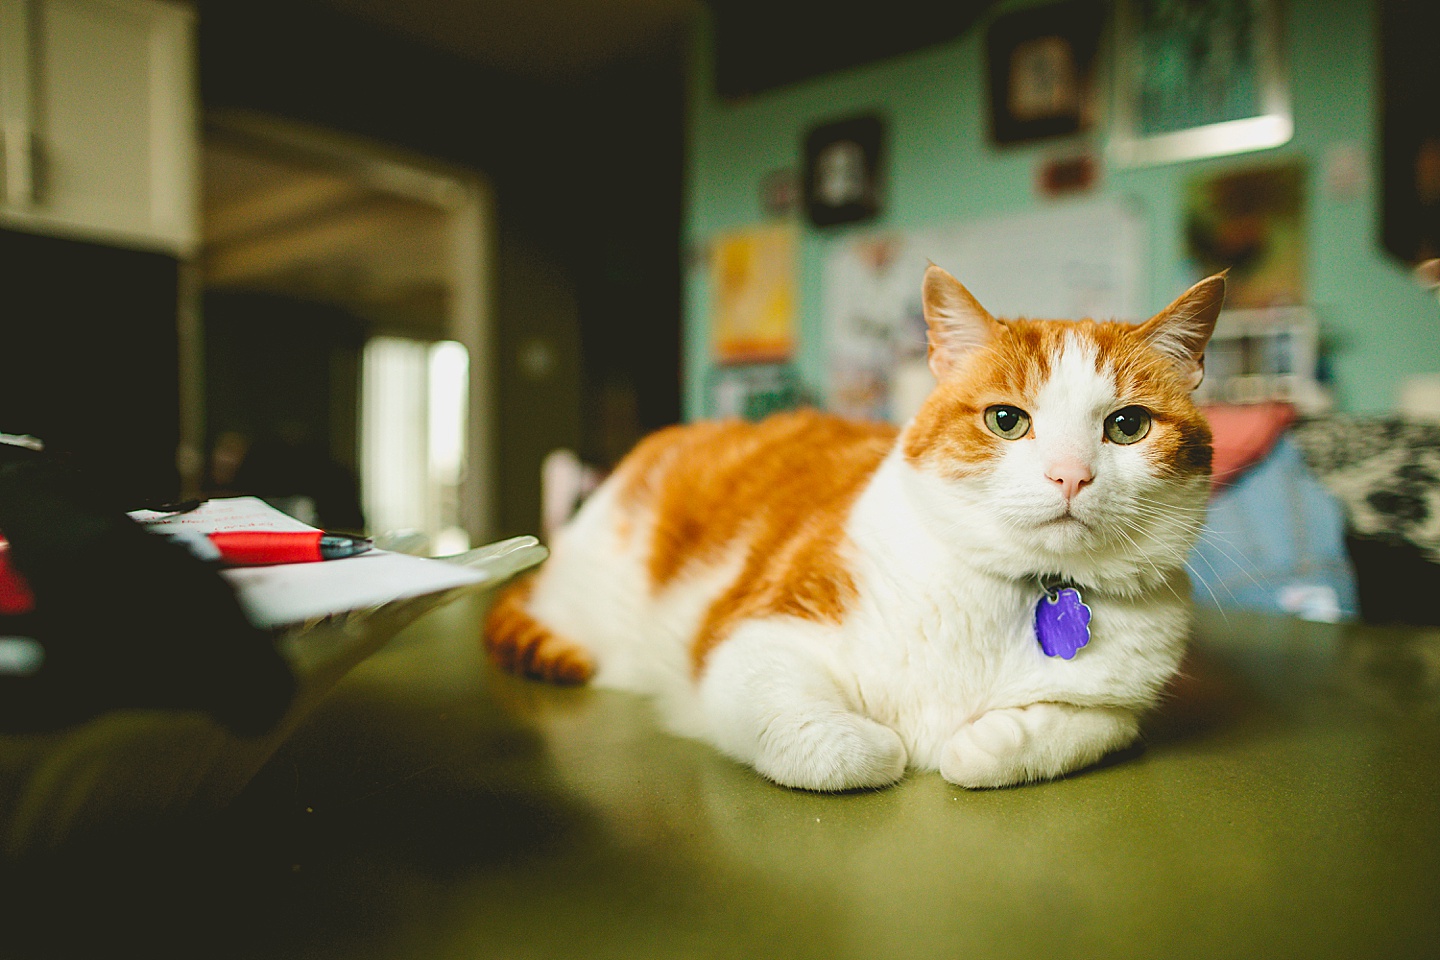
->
[{"left": 0, "top": 438, "right": 293, "bottom": 734}]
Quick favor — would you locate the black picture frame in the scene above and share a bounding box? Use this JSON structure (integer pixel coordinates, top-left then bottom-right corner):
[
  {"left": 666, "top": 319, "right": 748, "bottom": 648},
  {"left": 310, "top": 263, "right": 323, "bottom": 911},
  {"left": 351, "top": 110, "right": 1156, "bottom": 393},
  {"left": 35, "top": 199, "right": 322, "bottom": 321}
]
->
[
  {"left": 1380, "top": 0, "right": 1440, "bottom": 264},
  {"left": 803, "top": 115, "right": 885, "bottom": 228},
  {"left": 986, "top": 1, "right": 1103, "bottom": 146}
]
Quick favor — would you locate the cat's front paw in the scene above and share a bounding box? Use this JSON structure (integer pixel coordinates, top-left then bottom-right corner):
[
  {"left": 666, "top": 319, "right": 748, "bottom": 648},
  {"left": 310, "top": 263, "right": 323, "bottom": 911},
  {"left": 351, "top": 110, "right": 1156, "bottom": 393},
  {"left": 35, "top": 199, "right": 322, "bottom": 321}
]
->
[
  {"left": 754, "top": 712, "right": 908, "bottom": 792},
  {"left": 940, "top": 703, "right": 1141, "bottom": 788},
  {"left": 939, "top": 709, "right": 1031, "bottom": 789}
]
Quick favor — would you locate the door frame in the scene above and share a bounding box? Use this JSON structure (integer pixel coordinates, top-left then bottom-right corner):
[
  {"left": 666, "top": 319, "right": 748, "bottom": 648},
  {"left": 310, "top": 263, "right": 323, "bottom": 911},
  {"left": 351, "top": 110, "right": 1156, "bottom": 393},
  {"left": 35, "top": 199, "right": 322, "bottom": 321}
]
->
[{"left": 187, "top": 110, "right": 498, "bottom": 543}]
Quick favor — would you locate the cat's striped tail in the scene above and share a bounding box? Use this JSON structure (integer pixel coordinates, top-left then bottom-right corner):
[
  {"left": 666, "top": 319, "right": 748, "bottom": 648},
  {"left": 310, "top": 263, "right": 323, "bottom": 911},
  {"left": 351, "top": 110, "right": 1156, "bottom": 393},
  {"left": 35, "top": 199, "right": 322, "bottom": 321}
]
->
[{"left": 483, "top": 577, "right": 596, "bottom": 685}]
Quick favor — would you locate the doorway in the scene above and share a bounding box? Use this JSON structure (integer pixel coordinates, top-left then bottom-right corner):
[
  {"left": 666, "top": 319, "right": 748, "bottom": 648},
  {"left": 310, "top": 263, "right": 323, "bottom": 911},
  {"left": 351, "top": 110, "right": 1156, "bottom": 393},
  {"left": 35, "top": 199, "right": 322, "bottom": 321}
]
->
[{"left": 189, "top": 112, "right": 494, "bottom": 552}]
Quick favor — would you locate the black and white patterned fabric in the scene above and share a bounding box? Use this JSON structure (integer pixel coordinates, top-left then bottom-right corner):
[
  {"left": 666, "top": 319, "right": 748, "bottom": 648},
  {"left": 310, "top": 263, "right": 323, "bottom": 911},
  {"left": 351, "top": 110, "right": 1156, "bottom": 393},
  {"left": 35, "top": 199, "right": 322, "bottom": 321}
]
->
[{"left": 1291, "top": 417, "right": 1440, "bottom": 562}]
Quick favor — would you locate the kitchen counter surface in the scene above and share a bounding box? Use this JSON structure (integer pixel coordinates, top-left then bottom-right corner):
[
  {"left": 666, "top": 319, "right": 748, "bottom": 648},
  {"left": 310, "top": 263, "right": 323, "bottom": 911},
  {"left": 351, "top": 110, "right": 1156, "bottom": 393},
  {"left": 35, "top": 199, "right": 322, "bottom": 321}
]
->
[{"left": 6, "top": 595, "right": 1438, "bottom": 959}]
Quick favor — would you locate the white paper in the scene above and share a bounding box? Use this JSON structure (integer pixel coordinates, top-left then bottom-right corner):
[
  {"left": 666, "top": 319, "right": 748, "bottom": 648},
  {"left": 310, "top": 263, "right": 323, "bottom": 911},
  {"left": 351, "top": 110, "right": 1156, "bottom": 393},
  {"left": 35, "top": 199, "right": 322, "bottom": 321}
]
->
[{"left": 130, "top": 497, "right": 528, "bottom": 630}]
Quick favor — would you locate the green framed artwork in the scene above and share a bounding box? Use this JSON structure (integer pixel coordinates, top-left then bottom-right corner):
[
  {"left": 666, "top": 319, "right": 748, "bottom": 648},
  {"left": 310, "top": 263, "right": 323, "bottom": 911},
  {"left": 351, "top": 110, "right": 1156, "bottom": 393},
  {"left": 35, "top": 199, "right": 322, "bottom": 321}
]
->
[{"left": 1110, "top": 0, "right": 1291, "bottom": 166}]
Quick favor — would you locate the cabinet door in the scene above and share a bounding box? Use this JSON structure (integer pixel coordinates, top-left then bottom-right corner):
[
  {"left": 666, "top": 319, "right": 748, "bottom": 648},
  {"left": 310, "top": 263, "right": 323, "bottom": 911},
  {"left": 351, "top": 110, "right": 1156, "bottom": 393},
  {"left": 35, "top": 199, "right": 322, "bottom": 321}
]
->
[
  {"left": 0, "top": 3, "right": 31, "bottom": 206},
  {"left": 0, "top": 0, "right": 196, "bottom": 255}
]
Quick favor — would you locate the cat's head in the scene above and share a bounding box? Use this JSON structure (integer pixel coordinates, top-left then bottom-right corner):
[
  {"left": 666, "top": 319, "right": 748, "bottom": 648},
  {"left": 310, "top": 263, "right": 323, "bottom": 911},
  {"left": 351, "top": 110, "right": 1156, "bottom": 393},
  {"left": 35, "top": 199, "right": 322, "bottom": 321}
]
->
[{"left": 902, "top": 264, "right": 1223, "bottom": 587}]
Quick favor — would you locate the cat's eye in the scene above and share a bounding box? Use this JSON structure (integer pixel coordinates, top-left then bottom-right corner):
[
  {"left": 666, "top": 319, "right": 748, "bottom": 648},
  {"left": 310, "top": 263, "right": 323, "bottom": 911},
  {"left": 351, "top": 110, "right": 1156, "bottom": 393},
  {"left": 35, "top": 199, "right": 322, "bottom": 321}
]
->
[
  {"left": 984, "top": 405, "right": 1031, "bottom": 440},
  {"left": 1104, "top": 406, "right": 1152, "bottom": 445}
]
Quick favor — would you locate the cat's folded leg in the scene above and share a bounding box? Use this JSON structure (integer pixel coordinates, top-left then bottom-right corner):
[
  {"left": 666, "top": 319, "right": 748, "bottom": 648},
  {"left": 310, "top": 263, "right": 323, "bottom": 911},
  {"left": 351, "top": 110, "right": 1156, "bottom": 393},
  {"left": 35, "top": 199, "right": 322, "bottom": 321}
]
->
[
  {"left": 940, "top": 702, "right": 1138, "bottom": 789},
  {"left": 698, "top": 621, "right": 907, "bottom": 792}
]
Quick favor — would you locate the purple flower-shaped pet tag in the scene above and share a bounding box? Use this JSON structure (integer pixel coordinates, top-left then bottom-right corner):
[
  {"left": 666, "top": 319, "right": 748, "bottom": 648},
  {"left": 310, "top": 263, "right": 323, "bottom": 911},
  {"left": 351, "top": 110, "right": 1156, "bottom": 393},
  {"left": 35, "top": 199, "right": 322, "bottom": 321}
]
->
[{"left": 1035, "top": 587, "right": 1092, "bottom": 660}]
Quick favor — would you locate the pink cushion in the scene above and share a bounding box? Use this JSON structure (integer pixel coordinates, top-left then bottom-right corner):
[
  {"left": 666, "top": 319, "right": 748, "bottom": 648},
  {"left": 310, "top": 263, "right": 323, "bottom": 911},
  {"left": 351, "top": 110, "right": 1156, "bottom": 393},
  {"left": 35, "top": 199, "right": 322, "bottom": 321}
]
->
[{"left": 1202, "top": 402, "right": 1297, "bottom": 493}]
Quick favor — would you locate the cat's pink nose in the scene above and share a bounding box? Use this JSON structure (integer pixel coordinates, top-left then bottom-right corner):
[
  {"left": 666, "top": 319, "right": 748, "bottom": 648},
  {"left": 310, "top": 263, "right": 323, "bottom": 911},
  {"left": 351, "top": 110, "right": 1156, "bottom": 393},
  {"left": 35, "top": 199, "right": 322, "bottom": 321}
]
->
[{"left": 1046, "top": 459, "right": 1094, "bottom": 501}]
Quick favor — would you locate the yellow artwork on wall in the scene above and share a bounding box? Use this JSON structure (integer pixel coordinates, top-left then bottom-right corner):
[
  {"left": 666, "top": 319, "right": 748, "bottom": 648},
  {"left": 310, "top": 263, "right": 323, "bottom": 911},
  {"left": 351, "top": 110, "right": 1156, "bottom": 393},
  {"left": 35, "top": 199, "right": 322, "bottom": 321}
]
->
[{"left": 711, "top": 225, "right": 796, "bottom": 364}]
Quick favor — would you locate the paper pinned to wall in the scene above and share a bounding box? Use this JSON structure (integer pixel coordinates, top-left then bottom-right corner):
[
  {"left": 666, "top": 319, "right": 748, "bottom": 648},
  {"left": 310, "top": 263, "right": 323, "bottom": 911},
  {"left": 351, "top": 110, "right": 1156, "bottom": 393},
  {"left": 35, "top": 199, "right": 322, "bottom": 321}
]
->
[{"left": 823, "top": 199, "right": 1145, "bottom": 422}]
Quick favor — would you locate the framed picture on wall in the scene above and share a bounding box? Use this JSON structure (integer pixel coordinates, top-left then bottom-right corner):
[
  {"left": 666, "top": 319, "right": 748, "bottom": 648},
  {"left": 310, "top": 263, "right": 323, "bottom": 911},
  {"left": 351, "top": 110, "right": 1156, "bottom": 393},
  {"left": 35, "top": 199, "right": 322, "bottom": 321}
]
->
[
  {"left": 710, "top": 224, "right": 797, "bottom": 364},
  {"left": 985, "top": 1, "right": 1104, "bottom": 146},
  {"left": 1184, "top": 161, "right": 1306, "bottom": 308},
  {"left": 803, "top": 115, "right": 886, "bottom": 227},
  {"left": 1380, "top": 0, "right": 1440, "bottom": 264},
  {"left": 706, "top": 363, "right": 804, "bottom": 421},
  {"left": 1110, "top": 0, "right": 1292, "bottom": 166}
]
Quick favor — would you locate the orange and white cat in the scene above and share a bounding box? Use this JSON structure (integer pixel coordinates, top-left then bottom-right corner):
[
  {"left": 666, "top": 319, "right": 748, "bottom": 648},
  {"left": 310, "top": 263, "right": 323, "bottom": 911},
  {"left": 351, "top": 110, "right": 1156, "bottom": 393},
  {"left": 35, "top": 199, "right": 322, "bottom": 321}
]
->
[{"left": 486, "top": 264, "right": 1223, "bottom": 791}]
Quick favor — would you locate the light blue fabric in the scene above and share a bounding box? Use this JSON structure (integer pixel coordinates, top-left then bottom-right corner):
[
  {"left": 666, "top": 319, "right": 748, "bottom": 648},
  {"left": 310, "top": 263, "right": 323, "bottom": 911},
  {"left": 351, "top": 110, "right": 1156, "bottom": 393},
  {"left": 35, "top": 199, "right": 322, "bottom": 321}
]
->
[{"left": 1190, "top": 435, "right": 1358, "bottom": 622}]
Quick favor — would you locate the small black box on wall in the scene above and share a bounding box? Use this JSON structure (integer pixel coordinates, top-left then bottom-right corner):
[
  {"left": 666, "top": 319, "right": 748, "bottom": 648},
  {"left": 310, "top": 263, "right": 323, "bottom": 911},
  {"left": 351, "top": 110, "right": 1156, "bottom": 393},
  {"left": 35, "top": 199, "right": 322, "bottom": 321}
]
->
[{"left": 803, "top": 115, "right": 886, "bottom": 228}]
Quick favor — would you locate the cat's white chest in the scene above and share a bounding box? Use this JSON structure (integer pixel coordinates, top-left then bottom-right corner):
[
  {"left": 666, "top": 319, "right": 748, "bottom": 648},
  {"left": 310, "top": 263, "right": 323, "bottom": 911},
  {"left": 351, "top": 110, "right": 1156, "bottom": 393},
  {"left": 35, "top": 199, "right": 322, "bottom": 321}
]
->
[
  {"left": 838, "top": 551, "right": 1031, "bottom": 766},
  {"left": 836, "top": 453, "right": 1189, "bottom": 769}
]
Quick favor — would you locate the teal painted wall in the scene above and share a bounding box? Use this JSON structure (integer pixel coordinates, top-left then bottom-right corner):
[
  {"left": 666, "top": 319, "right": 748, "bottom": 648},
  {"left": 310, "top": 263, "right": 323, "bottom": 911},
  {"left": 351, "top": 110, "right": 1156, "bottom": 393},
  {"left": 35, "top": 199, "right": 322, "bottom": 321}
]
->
[{"left": 683, "top": 0, "right": 1439, "bottom": 419}]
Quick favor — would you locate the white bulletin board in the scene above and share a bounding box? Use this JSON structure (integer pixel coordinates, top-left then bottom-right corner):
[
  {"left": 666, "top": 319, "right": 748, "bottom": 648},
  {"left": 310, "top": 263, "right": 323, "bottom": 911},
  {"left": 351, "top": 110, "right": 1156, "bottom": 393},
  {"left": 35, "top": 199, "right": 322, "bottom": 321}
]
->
[{"left": 823, "top": 199, "right": 1146, "bottom": 422}]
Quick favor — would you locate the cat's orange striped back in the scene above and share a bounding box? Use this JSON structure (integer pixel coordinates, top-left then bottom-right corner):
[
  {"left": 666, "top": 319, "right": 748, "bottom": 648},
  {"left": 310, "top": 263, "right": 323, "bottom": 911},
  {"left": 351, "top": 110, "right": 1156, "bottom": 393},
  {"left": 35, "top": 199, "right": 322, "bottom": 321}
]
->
[
  {"left": 623, "top": 411, "right": 895, "bottom": 671},
  {"left": 485, "top": 410, "right": 895, "bottom": 679}
]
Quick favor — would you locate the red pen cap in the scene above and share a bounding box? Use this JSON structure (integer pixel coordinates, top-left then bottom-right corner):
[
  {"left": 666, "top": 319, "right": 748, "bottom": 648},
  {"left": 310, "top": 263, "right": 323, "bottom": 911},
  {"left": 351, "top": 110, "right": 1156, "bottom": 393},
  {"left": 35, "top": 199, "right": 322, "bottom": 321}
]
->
[
  {"left": 207, "top": 530, "right": 326, "bottom": 565},
  {"left": 0, "top": 533, "right": 36, "bottom": 615}
]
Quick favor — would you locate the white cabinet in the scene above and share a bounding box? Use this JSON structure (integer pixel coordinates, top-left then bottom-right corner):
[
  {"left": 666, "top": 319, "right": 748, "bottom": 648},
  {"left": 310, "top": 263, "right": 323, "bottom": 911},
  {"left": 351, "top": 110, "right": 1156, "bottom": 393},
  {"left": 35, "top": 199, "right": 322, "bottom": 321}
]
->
[{"left": 0, "top": 0, "right": 197, "bottom": 255}]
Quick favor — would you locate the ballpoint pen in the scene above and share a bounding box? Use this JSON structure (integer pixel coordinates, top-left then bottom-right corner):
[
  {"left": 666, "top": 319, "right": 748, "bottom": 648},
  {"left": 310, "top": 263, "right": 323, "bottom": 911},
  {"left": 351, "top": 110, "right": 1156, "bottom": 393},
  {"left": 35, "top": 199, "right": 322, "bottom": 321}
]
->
[{"left": 165, "top": 529, "right": 374, "bottom": 566}]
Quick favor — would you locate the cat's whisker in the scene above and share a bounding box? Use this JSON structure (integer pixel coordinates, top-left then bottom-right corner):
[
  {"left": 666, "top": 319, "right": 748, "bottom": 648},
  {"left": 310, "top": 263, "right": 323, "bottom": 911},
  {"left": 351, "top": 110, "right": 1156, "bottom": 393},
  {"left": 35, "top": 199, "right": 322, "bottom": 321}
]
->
[
  {"left": 1181, "top": 557, "right": 1232, "bottom": 624},
  {"left": 1106, "top": 512, "right": 1239, "bottom": 613},
  {"left": 1105, "top": 509, "right": 1221, "bottom": 607},
  {"left": 1108, "top": 522, "right": 1187, "bottom": 604},
  {"left": 1182, "top": 540, "right": 1248, "bottom": 605},
  {"left": 1186, "top": 541, "right": 1267, "bottom": 601},
  {"left": 1110, "top": 516, "right": 1209, "bottom": 599},
  {"left": 1180, "top": 520, "right": 1268, "bottom": 590},
  {"left": 1127, "top": 495, "right": 1209, "bottom": 516}
]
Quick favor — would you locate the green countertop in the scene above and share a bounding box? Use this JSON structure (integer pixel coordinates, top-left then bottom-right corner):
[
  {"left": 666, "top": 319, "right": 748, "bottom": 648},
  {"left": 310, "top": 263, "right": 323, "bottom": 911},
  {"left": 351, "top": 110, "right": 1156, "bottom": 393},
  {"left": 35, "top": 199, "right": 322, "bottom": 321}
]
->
[{"left": 6, "top": 595, "right": 1439, "bottom": 959}]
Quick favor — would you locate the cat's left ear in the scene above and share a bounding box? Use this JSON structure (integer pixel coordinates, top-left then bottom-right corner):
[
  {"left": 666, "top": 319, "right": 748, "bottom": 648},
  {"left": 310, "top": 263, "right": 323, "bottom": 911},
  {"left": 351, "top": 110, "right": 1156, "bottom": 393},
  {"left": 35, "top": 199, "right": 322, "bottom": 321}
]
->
[
  {"left": 1136, "top": 273, "right": 1227, "bottom": 391},
  {"left": 923, "top": 263, "right": 1002, "bottom": 380}
]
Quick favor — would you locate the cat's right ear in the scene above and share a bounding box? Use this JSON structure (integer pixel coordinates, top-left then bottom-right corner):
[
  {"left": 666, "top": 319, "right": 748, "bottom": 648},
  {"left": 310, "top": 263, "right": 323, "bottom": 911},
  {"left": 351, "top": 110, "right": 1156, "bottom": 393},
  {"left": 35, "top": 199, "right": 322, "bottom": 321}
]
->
[{"left": 922, "top": 264, "right": 1000, "bottom": 380}]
